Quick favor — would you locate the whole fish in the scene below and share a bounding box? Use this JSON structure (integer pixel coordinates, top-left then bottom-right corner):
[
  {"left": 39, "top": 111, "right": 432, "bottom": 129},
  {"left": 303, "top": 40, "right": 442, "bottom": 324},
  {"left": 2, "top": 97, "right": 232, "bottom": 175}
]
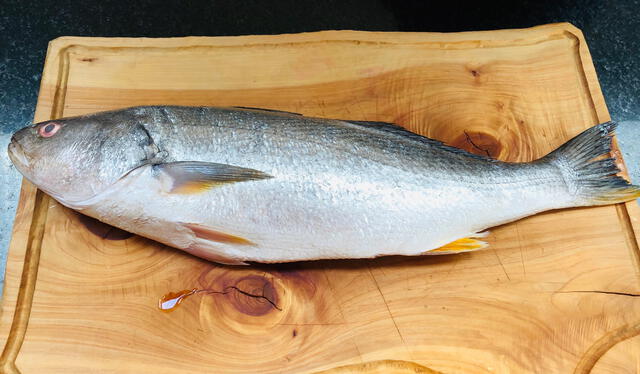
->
[{"left": 8, "top": 106, "right": 639, "bottom": 264}]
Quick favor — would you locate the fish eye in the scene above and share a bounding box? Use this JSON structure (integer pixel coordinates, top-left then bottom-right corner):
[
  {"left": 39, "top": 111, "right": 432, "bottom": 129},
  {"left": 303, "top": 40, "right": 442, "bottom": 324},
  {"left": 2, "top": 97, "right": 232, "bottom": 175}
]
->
[{"left": 38, "top": 122, "right": 61, "bottom": 138}]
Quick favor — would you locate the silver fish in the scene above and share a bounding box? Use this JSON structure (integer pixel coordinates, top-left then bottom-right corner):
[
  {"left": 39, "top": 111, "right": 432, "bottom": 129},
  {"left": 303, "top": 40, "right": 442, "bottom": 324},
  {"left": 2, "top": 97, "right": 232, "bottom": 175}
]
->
[{"left": 8, "top": 106, "right": 639, "bottom": 264}]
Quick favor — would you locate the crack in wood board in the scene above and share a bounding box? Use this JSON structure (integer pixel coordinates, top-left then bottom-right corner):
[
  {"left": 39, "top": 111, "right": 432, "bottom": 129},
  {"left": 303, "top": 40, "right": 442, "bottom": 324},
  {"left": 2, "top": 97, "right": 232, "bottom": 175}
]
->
[{"left": 367, "top": 265, "right": 408, "bottom": 350}]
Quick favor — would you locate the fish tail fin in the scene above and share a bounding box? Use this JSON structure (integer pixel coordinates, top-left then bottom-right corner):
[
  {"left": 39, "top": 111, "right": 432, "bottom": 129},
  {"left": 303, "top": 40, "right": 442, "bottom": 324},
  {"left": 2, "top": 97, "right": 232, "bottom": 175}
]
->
[{"left": 544, "top": 121, "right": 640, "bottom": 205}]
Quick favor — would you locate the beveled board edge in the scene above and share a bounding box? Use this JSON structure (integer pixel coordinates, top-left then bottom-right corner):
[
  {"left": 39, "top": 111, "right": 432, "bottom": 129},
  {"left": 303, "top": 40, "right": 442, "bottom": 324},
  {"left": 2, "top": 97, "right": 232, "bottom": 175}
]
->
[
  {"left": 0, "top": 23, "right": 636, "bottom": 374},
  {"left": 0, "top": 34, "right": 64, "bottom": 374}
]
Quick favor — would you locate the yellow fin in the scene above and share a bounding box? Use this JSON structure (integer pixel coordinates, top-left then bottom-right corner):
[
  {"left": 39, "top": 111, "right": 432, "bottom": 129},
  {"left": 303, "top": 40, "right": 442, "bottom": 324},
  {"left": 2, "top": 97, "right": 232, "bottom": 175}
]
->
[
  {"left": 156, "top": 161, "right": 272, "bottom": 195},
  {"left": 590, "top": 186, "right": 640, "bottom": 204},
  {"left": 426, "top": 237, "right": 488, "bottom": 255},
  {"left": 183, "top": 222, "right": 255, "bottom": 246},
  {"left": 170, "top": 180, "right": 224, "bottom": 194}
]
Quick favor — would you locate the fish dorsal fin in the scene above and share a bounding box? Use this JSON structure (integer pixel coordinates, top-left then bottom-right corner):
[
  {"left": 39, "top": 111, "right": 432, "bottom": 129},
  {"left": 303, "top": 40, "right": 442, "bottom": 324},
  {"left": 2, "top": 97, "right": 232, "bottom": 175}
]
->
[
  {"left": 155, "top": 161, "right": 272, "bottom": 194},
  {"left": 347, "top": 120, "right": 438, "bottom": 144},
  {"left": 232, "top": 106, "right": 303, "bottom": 116},
  {"left": 345, "top": 120, "right": 495, "bottom": 161}
]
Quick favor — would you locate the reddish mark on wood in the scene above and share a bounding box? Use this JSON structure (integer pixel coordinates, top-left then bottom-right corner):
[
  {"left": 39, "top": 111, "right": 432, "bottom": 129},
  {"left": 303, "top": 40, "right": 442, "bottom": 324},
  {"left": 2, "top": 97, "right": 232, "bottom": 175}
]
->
[
  {"left": 229, "top": 275, "right": 280, "bottom": 316},
  {"left": 159, "top": 289, "right": 199, "bottom": 312},
  {"left": 158, "top": 276, "right": 281, "bottom": 314},
  {"left": 80, "top": 57, "right": 97, "bottom": 62},
  {"left": 451, "top": 131, "right": 502, "bottom": 158},
  {"left": 466, "top": 64, "right": 484, "bottom": 83}
]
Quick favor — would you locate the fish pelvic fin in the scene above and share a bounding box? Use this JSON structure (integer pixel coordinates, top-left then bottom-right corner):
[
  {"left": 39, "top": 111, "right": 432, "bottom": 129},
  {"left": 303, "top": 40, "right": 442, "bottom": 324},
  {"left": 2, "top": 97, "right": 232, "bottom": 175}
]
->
[
  {"left": 179, "top": 222, "right": 254, "bottom": 265},
  {"left": 182, "top": 222, "right": 256, "bottom": 246},
  {"left": 155, "top": 161, "right": 272, "bottom": 194},
  {"left": 543, "top": 122, "right": 640, "bottom": 205},
  {"left": 185, "top": 240, "right": 250, "bottom": 265},
  {"left": 425, "top": 237, "right": 489, "bottom": 255}
]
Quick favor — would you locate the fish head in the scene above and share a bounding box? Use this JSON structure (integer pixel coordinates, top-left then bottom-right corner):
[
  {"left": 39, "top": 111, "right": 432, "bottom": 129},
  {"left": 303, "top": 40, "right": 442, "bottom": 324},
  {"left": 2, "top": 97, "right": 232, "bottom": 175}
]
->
[{"left": 8, "top": 109, "right": 152, "bottom": 205}]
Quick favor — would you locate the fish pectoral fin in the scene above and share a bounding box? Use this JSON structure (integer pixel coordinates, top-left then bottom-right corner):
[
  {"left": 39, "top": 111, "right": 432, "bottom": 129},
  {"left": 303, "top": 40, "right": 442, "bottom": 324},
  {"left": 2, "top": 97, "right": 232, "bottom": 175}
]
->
[
  {"left": 425, "top": 237, "right": 489, "bottom": 255},
  {"left": 155, "top": 161, "right": 272, "bottom": 194}
]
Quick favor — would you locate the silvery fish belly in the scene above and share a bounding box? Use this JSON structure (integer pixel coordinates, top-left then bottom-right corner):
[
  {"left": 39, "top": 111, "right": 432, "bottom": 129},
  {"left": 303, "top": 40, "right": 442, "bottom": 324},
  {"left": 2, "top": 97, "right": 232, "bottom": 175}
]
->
[{"left": 7, "top": 106, "right": 640, "bottom": 265}]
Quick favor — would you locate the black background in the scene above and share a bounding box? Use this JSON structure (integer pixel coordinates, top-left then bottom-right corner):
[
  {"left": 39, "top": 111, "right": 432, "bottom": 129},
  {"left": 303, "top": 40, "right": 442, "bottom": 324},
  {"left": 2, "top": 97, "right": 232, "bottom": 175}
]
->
[{"left": 1, "top": 0, "right": 638, "bottom": 133}]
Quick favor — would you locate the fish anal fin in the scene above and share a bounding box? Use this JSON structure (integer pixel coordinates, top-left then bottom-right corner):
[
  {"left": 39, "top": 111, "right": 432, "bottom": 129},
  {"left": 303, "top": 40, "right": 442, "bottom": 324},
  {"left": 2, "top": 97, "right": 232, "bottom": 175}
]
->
[
  {"left": 469, "top": 230, "right": 489, "bottom": 238},
  {"left": 155, "top": 161, "right": 272, "bottom": 194},
  {"left": 426, "top": 237, "right": 488, "bottom": 255}
]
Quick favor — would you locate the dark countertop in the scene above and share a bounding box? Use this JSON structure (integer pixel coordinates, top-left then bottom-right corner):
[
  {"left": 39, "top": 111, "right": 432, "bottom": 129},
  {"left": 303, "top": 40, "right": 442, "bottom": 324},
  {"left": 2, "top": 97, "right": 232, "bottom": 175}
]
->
[
  {"left": 0, "top": 1, "right": 638, "bottom": 290},
  {"left": 1, "top": 0, "right": 638, "bottom": 132}
]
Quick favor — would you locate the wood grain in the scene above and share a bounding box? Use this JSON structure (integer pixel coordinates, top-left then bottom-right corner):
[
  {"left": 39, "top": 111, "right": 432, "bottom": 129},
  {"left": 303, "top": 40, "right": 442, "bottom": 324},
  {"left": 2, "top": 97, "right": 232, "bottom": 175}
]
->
[
  {"left": 1, "top": 24, "right": 640, "bottom": 373},
  {"left": 313, "top": 360, "right": 443, "bottom": 373}
]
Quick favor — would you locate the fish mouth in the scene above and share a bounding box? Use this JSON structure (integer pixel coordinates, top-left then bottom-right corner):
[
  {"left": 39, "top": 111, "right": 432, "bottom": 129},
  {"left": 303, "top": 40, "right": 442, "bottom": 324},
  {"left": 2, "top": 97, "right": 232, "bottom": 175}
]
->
[
  {"left": 7, "top": 137, "right": 30, "bottom": 170},
  {"left": 7, "top": 138, "right": 90, "bottom": 208},
  {"left": 7, "top": 138, "right": 58, "bottom": 198},
  {"left": 6, "top": 138, "right": 59, "bottom": 198}
]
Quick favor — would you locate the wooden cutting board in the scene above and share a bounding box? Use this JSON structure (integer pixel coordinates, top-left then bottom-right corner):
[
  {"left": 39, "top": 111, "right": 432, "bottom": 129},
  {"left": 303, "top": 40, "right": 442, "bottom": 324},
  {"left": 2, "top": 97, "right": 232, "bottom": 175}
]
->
[{"left": 1, "top": 23, "right": 640, "bottom": 374}]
